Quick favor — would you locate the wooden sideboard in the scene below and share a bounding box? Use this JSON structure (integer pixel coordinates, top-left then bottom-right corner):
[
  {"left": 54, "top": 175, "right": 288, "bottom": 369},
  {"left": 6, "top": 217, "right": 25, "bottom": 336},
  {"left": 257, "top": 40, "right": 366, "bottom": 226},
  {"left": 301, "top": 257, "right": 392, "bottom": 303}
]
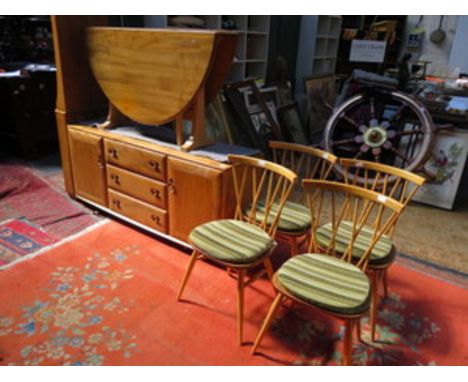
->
[
  {"left": 66, "top": 124, "right": 236, "bottom": 244},
  {"left": 51, "top": 16, "right": 245, "bottom": 246}
]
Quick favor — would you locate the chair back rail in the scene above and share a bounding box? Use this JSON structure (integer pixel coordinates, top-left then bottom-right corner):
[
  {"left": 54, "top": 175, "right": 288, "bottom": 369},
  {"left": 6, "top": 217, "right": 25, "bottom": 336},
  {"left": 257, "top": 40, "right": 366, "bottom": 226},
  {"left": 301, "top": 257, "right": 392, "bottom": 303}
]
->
[
  {"left": 228, "top": 155, "right": 297, "bottom": 237},
  {"left": 269, "top": 141, "right": 338, "bottom": 202},
  {"left": 302, "top": 180, "right": 403, "bottom": 271},
  {"left": 338, "top": 158, "right": 426, "bottom": 236}
]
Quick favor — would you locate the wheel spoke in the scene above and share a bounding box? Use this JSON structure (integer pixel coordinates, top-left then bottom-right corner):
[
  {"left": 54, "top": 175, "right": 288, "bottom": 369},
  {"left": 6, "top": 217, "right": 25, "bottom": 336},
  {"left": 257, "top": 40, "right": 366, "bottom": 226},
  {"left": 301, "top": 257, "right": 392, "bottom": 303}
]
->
[
  {"left": 372, "top": 148, "right": 381, "bottom": 162},
  {"left": 391, "top": 148, "right": 412, "bottom": 164},
  {"left": 340, "top": 113, "right": 359, "bottom": 128},
  {"left": 331, "top": 138, "right": 357, "bottom": 147},
  {"left": 369, "top": 97, "right": 376, "bottom": 120},
  {"left": 354, "top": 151, "right": 364, "bottom": 159},
  {"left": 394, "top": 129, "right": 424, "bottom": 137},
  {"left": 389, "top": 104, "right": 407, "bottom": 122}
]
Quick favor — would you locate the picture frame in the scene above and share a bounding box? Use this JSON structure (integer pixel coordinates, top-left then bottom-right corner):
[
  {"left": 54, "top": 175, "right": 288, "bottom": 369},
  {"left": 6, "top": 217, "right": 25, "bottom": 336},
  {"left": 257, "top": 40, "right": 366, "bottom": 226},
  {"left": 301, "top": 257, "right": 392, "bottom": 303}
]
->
[
  {"left": 304, "top": 75, "right": 337, "bottom": 105},
  {"left": 304, "top": 75, "right": 336, "bottom": 141},
  {"left": 223, "top": 80, "right": 284, "bottom": 152},
  {"left": 277, "top": 101, "right": 309, "bottom": 145},
  {"left": 412, "top": 129, "right": 468, "bottom": 210},
  {"left": 204, "top": 94, "right": 234, "bottom": 144}
]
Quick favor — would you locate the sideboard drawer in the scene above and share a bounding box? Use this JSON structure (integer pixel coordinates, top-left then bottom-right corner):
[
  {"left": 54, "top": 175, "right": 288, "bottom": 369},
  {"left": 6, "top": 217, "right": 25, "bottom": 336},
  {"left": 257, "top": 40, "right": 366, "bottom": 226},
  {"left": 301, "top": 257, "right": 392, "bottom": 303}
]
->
[
  {"left": 104, "top": 139, "right": 166, "bottom": 181},
  {"left": 107, "top": 164, "right": 167, "bottom": 209},
  {"left": 108, "top": 189, "right": 168, "bottom": 234}
]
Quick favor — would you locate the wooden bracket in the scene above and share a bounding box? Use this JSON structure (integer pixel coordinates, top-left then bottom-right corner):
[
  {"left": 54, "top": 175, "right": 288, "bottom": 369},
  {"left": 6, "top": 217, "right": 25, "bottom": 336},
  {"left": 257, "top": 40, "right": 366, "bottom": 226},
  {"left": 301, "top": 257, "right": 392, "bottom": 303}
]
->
[
  {"left": 96, "top": 102, "right": 130, "bottom": 130},
  {"left": 181, "top": 88, "right": 214, "bottom": 152}
]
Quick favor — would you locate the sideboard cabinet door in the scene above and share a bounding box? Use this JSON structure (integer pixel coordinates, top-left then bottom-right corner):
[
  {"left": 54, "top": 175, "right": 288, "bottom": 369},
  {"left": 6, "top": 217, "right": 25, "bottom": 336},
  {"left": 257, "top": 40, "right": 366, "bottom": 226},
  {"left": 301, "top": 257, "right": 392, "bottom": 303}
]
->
[
  {"left": 68, "top": 129, "right": 107, "bottom": 206},
  {"left": 167, "top": 157, "right": 224, "bottom": 242}
]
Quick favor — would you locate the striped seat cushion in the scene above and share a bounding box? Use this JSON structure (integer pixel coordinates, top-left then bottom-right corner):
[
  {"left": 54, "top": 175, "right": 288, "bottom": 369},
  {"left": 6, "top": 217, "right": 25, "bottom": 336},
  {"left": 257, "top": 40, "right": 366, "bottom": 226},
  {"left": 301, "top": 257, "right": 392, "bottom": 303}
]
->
[
  {"left": 277, "top": 254, "right": 370, "bottom": 315},
  {"left": 315, "top": 221, "right": 394, "bottom": 265},
  {"left": 247, "top": 200, "right": 311, "bottom": 233},
  {"left": 189, "top": 219, "right": 274, "bottom": 264}
]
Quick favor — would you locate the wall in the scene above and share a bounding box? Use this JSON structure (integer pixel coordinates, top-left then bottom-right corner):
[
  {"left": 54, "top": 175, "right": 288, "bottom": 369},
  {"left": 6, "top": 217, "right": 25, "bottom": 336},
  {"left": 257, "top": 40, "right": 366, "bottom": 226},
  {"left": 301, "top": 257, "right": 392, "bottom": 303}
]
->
[
  {"left": 294, "top": 15, "right": 318, "bottom": 94},
  {"left": 449, "top": 15, "right": 468, "bottom": 74},
  {"left": 403, "top": 15, "right": 460, "bottom": 77}
]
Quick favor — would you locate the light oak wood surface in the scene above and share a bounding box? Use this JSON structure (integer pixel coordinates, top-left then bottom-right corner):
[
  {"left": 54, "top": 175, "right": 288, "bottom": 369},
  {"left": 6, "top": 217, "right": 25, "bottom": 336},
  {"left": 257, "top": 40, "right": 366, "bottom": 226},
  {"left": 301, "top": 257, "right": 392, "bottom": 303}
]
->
[
  {"left": 104, "top": 138, "right": 167, "bottom": 181},
  {"left": 107, "top": 164, "right": 167, "bottom": 209},
  {"left": 167, "top": 156, "right": 224, "bottom": 242},
  {"left": 109, "top": 189, "right": 168, "bottom": 233},
  {"left": 52, "top": 17, "right": 241, "bottom": 247},
  {"left": 87, "top": 27, "right": 235, "bottom": 125},
  {"left": 68, "top": 129, "right": 107, "bottom": 206}
]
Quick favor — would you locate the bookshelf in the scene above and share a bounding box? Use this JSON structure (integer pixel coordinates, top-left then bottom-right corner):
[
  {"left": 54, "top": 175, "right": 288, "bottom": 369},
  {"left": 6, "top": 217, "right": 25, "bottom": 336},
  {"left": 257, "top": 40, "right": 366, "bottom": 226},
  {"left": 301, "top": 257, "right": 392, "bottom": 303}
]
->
[
  {"left": 144, "top": 15, "right": 270, "bottom": 83},
  {"left": 295, "top": 16, "right": 342, "bottom": 94}
]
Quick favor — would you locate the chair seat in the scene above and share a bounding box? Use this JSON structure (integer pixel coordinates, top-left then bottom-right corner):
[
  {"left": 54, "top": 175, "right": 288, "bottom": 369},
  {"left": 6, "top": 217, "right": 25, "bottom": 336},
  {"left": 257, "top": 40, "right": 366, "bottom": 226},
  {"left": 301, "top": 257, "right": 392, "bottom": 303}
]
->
[
  {"left": 277, "top": 254, "right": 370, "bottom": 315},
  {"left": 316, "top": 221, "right": 394, "bottom": 265},
  {"left": 189, "top": 219, "right": 274, "bottom": 265},
  {"left": 248, "top": 200, "right": 311, "bottom": 233}
]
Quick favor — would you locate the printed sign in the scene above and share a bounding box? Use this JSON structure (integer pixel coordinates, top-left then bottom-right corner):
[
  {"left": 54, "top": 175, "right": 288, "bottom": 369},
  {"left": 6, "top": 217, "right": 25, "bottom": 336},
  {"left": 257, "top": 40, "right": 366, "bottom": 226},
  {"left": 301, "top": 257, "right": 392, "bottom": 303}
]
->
[{"left": 349, "top": 40, "right": 387, "bottom": 63}]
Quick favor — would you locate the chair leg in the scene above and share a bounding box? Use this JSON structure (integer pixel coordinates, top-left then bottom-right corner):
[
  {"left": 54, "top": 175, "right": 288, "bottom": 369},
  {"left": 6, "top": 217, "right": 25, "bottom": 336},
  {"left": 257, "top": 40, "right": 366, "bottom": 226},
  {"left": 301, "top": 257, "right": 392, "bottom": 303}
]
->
[
  {"left": 176, "top": 250, "right": 199, "bottom": 301},
  {"left": 290, "top": 236, "right": 298, "bottom": 256},
  {"left": 370, "top": 272, "right": 379, "bottom": 342},
  {"left": 263, "top": 258, "right": 274, "bottom": 280},
  {"left": 382, "top": 269, "right": 389, "bottom": 299},
  {"left": 342, "top": 319, "right": 354, "bottom": 366},
  {"left": 356, "top": 318, "right": 364, "bottom": 343},
  {"left": 251, "top": 292, "right": 284, "bottom": 355},
  {"left": 237, "top": 269, "right": 246, "bottom": 346}
]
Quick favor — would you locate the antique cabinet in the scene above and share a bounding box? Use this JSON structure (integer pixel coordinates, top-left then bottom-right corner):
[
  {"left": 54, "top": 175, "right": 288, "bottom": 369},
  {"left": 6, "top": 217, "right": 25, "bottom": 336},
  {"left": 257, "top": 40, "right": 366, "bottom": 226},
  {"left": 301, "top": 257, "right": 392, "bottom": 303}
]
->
[{"left": 52, "top": 16, "right": 245, "bottom": 246}]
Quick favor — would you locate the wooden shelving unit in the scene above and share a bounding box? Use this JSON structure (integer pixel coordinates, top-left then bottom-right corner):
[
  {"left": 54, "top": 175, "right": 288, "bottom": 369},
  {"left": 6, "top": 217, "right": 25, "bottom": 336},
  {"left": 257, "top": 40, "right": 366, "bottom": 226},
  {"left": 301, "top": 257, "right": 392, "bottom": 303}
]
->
[
  {"left": 311, "top": 16, "right": 341, "bottom": 77},
  {"left": 144, "top": 15, "right": 270, "bottom": 82},
  {"left": 295, "top": 16, "right": 342, "bottom": 94}
]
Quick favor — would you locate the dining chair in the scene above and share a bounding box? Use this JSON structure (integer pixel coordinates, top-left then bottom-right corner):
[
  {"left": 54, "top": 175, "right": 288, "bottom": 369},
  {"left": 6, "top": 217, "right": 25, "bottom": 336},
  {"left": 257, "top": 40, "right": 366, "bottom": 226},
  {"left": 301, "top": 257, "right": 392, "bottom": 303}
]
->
[
  {"left": 251, "top": 180, "right": 403, "bottom": 365},
  {"left": 334, "top": 158, "right": 426, "bottom": 340},
  {"left": 176, "top": 155, "right": 297, "bottom": 345},
  {"left": 264, "top": 141, "right": 338, "bottom": 256}
]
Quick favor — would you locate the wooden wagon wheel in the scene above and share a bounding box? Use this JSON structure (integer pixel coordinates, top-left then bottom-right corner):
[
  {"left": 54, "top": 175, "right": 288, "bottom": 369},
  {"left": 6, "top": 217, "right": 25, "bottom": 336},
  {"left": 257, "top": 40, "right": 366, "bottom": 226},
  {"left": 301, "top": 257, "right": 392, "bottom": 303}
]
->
[{"left": 324, "top": 90, "right": 436, "bottom": 185}]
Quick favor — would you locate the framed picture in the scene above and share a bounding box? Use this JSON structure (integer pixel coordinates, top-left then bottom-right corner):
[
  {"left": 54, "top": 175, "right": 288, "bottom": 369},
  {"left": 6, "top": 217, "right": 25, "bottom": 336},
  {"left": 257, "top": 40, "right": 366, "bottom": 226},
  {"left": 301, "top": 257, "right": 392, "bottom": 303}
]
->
[
  {"left": 304, "top": 75, "right": 336, "bottom": 141},
  {"left": 205, "top": 95, "right": 234, "bottom": 144},
  {"left": 304, "top": 75, "right": 336, "bottom": 104},
  {"left": 412, "top": 129, "right": 468, "bottom": 210},
  {"left": 277, "top": 101, "right": 309, "bottom": 145},
  {"left": 243, "top": 86, "right": 279, "bottom": 124},
  {"left": 223, "top": 80, "right": 283, "bottom": 152}
]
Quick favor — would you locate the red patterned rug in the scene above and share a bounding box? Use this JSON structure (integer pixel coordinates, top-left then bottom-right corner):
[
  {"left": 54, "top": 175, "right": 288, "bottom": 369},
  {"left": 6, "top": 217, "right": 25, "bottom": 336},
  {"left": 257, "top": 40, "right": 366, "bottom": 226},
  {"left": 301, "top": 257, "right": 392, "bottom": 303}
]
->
[
  {"left": 0, "top": 219, "right": 58, "bottom": 266},
  {"left": 0, "top": 221, "right": 466, "bottom": 366},
  {"left": 0, "top": 161, "right": 101, "bottom": 266}
]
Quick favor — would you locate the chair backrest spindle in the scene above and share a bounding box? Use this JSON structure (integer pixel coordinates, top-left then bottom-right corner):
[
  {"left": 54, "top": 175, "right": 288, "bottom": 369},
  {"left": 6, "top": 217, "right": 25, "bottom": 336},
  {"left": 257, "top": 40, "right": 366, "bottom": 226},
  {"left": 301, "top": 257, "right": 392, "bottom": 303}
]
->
[
  {"left": 228, "top": 155, "right": 297, "bottom": 237},
  {"left": 269, "top": 141, "right": 338, "bottom": 203},
  {"left": 302, "top": 180, "right": 404, "bottom": 271}
]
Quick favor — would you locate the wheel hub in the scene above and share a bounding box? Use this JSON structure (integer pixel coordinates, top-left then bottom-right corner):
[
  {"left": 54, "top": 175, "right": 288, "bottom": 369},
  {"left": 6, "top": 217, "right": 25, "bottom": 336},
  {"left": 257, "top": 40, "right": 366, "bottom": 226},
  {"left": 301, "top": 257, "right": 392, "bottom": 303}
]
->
[{"left": 363, "top": 126, "right": 388, "bottom": 148}]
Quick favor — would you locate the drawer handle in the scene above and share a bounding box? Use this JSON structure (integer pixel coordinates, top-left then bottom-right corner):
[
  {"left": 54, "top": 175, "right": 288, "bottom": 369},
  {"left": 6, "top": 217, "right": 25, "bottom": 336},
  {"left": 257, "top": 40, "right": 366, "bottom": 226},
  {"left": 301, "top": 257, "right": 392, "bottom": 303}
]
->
[
  {"left": 148, "top": 160, "right": 161, "bottom": 172},
  {"left": 108, "top": 148, "right": 118, "bottom": 159},
  {"left": 112, "top": 199, "right": 121, "bottom": 209},
  {"left": 110, "top": 174, "right": 120, "bottom": 185},
  {"left": 150, "top": 188, "right": 161, "bottom": 199},
  {"left": 168, "top": 178, "right": 176, "bottom": 194},
  {"left": 151, "top": 214, "right": 161, "bottom": 225}
]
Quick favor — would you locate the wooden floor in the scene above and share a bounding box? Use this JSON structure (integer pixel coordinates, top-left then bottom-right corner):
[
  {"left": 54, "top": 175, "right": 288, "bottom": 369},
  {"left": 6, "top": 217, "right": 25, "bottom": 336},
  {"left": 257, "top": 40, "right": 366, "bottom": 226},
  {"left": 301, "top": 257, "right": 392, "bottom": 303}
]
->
[{"left": 394, "top": 199, "right": 468, "bottom": 274}]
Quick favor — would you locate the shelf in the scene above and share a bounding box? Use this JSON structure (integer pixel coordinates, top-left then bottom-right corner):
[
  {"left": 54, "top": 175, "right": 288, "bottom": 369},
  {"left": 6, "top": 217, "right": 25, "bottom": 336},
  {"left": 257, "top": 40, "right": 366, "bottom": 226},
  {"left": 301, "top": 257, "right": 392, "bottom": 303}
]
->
[
  {"left": 246, "top": 61, "right": 267, "bottom": 80},
  {"left": 248, "top": 16, "right": 269, "bottom": 33},
  {"left": 247, "top": 31, "right": 268, "bottom": 35},
  {"left": 149, "top": 15, "right": 269, "bottom": 81},
  {"left": 246, "top": 34, "right": 268, "bottom": 61}
]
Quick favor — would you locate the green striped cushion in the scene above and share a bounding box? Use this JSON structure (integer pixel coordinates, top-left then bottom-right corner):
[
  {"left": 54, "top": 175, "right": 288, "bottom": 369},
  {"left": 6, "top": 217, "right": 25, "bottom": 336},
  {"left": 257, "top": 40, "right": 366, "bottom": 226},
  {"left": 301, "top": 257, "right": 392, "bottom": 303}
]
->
[
  {"left": 189, "top": 219, "right": 274, "bottom": 264},
  {"left": 277, "top": 254, "right": 370, "bottom": 314},
  {"left": 316, "top": 221, "right": 394, "bottom": 265},
  {"left": 247, "top": 200, "right": 311, "bottom": 233}
]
